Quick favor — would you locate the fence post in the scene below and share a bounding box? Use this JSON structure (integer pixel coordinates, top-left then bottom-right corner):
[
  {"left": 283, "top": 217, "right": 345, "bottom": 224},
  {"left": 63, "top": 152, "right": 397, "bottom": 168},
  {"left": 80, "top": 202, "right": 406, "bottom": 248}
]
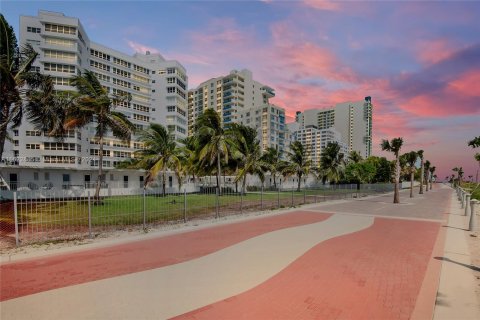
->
[
  {"left": 13, "top": 191, "right": 19, "bottom": 246},
  {"left": 469, "top": 200, "right": 478, "bottom": 231},
  {"left": 240, "top": 189, "right": 243, "bottom": 214},
  {"left": 143, "top": 188, "right": 146, "bottom": 230},
  {"left": 88, "top": 191, "right": 92, "bottom": 239},
  {"left": 464, "top": 194, "right": 471, "bottom": 216},
  {"left": 183, "top": 188, "right": 187, "bottom": 223},
  {"left": 216, "top": 187, "right": 219, "bottom": 219},
  {"left": 261, "top": 185, "right": 264, "bottom": 211}
]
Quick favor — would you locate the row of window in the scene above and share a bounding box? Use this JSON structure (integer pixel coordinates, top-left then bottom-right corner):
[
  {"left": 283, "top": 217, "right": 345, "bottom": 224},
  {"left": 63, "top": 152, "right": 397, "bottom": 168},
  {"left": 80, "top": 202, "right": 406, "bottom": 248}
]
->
[
  {"left": 44, "top": 49, "right": 76, "bottom": 61},
  {"left": 45, "top": 37, "right": 75, "bottom": 47},
  {"left": 44, "top": 63, "right": 76, "bottom": 73},
  {"left": 45, "top": 23, "right": 76, "bottom": 35}
]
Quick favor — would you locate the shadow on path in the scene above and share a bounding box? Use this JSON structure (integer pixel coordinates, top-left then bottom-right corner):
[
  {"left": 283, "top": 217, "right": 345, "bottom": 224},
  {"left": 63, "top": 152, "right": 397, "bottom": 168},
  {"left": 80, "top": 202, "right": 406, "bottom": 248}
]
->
[
  {"left": 441, "top": 225, "right": 468, "bottom": 231},
  {"left": 434, "top": 256, "right": 480, "bottom": 272}
]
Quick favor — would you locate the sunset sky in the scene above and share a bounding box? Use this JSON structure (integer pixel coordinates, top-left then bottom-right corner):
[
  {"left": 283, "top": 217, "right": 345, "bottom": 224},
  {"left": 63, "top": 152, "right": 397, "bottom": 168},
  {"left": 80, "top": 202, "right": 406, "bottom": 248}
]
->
[{"left": 3, "top": 0, "right": 480, "bottom": 180}]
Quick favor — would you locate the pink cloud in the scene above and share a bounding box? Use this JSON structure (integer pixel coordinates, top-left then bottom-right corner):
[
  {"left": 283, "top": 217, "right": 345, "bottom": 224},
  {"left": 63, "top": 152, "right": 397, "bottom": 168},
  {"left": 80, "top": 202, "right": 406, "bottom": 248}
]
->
[
  {"left": 302, "top": 0, "right": 342, "bottom": 11},
  {"left": 416, "top": 38, "right": 458, "bottom": 65},
  {"left": 126, "top": 40, "right": 161, "bottom": 55}
]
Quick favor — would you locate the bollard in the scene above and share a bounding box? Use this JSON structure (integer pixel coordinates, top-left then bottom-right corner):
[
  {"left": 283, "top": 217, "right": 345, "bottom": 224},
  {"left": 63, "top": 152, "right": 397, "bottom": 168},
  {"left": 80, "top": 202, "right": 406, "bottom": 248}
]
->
[
  {"left": 464, "top": 194, "right": 471, "bottom": 216},
  {"left": 461, "top": 190, "right": 465, "bottom": 208},
  {"left": 469, "top": 200, "right": 478, "bottom": 232},
  {"left": 88, "top": 191, "right": 92, "bottom": 238}
]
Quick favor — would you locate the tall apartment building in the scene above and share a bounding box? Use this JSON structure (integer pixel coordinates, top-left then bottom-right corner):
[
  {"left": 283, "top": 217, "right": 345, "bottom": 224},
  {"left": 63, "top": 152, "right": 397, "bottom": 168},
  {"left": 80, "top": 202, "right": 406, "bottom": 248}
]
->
[
  {"left": 238, "top": 104, "right": 286, "bottom": 155},
  {"left": 287, "top": 123, "right": 347, "bottom": 167},
  {"left": 187, "top": 69, "right": 275, "bottom": 135},
  {"left": 4, "top": 11, "right": 188, "bottom": 176},
  {"left": 295, "top": 97, "right": 373, "bottom": 158}
]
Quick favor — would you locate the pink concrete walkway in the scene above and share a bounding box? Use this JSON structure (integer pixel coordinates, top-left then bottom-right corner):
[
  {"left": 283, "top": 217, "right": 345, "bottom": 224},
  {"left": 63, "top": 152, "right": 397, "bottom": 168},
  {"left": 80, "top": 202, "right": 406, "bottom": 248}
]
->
[
  {"left": 0, "top": 211, "right": 330, "bottom": 301},
  {"left": 174, "top": 218, "right": 441, "bottom": 320}
]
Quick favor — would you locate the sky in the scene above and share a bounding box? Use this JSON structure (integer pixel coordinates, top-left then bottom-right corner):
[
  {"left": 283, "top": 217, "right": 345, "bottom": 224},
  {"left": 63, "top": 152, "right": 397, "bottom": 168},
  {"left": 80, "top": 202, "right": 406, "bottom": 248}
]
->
[{"left": 2, "top": 0, "right": 480, "bottom": 181}]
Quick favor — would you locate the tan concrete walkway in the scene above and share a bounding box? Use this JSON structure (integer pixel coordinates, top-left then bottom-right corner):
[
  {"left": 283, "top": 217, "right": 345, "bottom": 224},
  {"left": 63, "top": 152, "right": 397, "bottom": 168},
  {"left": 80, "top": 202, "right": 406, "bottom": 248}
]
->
[{"left": 433, "top": 190, "right": 480, "bottom": 319}]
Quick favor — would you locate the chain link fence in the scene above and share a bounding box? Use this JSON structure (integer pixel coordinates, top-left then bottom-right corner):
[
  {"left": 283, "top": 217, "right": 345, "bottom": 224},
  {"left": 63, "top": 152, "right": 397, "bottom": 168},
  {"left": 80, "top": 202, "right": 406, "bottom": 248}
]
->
[{"left": 0, "top": 183, "right": 393, "bottom": 248}]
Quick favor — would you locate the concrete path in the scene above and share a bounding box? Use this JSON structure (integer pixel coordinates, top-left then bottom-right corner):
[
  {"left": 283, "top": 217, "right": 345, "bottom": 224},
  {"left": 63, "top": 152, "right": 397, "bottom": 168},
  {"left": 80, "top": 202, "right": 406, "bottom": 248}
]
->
[
  {"left": 433, "top": 191, "right": 480, "bottom": 319},
  {"left": 0, "top": 185, "right": 467, "bottom": 319}
]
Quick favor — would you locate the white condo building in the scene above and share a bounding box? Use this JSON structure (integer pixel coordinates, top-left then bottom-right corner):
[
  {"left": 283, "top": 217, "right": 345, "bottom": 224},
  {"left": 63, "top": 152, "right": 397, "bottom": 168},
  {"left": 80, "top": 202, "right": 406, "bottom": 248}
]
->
[
  {"left": 287, "top": 123, "right": 348, "bottom": 167},
  {"left": 187, "top": 69, "right": 275, "bottom": 135},
  {"left": 238, "top": 104, "right": 287, "bottom": 155},
  {"left": 295, "top": 97, "right": 373, "bottom": 158},
  {"left": 1, "top": 11, "right": 188, "bottom": 190}
]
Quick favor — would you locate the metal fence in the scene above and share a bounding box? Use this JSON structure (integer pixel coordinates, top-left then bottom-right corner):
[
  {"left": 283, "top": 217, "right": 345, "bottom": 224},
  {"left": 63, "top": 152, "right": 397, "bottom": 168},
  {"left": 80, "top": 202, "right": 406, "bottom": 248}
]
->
[{"left": 0, "top": 183, "right": 393, "bottom": 248}]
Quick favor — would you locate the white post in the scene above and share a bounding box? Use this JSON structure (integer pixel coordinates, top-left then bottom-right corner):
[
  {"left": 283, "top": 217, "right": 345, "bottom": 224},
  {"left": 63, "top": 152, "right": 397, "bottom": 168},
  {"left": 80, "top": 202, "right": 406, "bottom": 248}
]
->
[
  {"left": 464, "top": 194, "right": 471, "bottom": 216},
  {"left": 469, "top": 200, "right": 478, "bottom": 231},
  {"left": 461, "top": 190, "right": 465, "bottom": 208}
]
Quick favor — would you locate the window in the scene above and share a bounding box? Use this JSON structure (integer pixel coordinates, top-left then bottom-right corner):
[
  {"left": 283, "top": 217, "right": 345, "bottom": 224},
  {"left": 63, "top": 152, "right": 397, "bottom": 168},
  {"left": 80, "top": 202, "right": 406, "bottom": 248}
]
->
[
  {"left": 26, "top": 130, "right": 41, "bottom": 136},
  {"left": 167, "top": 106, "right": 176, "bottom": 112},
  {"left": 26, "top": 144, "right": 40, "bottom": 149},
  {"left": 31, "top": 66, "right": 40, "bottom": 72},
  {"left": 45, "top": 23, "right": 76, "bottom": 35},
  {"left": 45, "top": 37, "right": 75, "bottom": 47},
  {"left": 13, "top": 130, "right": 18, "bottom": 136},
  {"left": 167, "top": 87, "right": 176, "bottom": 93},
  {"left": 44, "top": 156, "right": 75, "bottom": 164},
  {"left": 26, "top": 39, "right": 41, "bottom": 46},
  {"left": 90, "top": 49, "right": 110, "bottom": 61},
  {"left": 90, "top": 60, "right": 110, "bottom": 72},
  {"left": 133, "top": 104, "right": 149, "bottom": 112},
  {"left": 44, "top": 63, "right": 76, "bottom": 73},
  {"left": 113, "top": 67, "right": 131, "bottom": 78},
  {"left": 113, "top": 57, "right": 131, "bottom": 68},
  {"left": 44, "top": 50, "right": 76, "bottom": 61},
  {"left": 52, "top": 77, "right": 72, "bottom": 86},
  {"left": 133, "top": 114, "right": 150, "bottom": 122},
  {"left": 33, "top": 172, "right": 39, "bottom": 181},
  {"left": 27, "top": 26, "right": 41, "bottom": 33},
  {"left": 44, "top": 142, "right": 76, "bottom": 150}
]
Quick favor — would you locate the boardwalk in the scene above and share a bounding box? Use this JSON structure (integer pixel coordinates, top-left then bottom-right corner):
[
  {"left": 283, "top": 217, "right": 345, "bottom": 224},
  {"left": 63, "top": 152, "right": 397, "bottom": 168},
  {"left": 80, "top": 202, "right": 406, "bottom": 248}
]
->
[{"left": 0, "top": 185, "right": 460, "bottom": 319}]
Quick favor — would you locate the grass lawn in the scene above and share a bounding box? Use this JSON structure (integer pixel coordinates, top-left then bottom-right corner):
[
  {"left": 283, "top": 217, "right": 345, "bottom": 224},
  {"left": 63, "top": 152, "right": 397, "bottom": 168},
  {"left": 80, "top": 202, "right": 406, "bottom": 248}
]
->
[{"left": 14, "top": 188, "right": 361, "bottom": 228}]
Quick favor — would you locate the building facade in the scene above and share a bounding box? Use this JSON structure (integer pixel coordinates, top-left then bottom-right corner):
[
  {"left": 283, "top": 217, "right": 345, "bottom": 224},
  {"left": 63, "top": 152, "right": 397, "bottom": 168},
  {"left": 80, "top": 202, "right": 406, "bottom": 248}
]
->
[
  {"left": 238, "top": 104, "right": 287, "bottom": 155},
  {"left": 187, "top": 69, "right": 275, "bottom": 135},
  {"left": 2, "top": 11, "right": 188, "bottom": 186},
  {"left": 295, "top": 97, "right": 373, "bottom": 158}
]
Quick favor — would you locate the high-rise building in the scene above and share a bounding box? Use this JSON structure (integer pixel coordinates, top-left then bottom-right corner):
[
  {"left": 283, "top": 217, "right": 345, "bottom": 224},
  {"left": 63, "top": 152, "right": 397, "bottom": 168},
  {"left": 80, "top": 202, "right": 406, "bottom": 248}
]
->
[
  {"left": 5, "top": 10, "right": 188, "bottom": 173},
  {"left": 187, "top": 69, "right": 274, "bottom": 135},
  {"left": 287, "top": 123, "right": 348, "bottom": 167},
  {"left": 295, "top": 97, "right": 373, "bottom": 158},
  {"left": 238, "top": 104, "right": 286, "bottom": 155}
]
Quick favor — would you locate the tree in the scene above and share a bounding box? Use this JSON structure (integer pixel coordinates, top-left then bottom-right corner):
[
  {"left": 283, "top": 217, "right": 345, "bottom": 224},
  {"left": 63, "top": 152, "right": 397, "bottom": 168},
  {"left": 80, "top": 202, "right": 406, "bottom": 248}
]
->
[
  {"left": 424, "top": 160, "right": 431, "bottom": 191},
  {"left": 381, "top": 137, "right": 403, "bottom": 203},
  {"left": 345, "top": 161, "right": 376, "bottom": 189},
  {"left": 417, "top": 150, "right": 425, "bottom": 194},
  {"left": 348, "top": 150, "right": 363, "bottom": 164},
  {"left": 69, "top": 70, "right": 135, "bottom": 199},
  {"left": 365, "top": 156, "right": 392, "bottom": 183},
  {"left": 134, "top": 123, "right": 181, "bottom": 196},
  {"left": 402, "top": 151, "right": 418, "bottom": 198},
  {"left": 319, "top": 142, "right": 345, "bottom": 185},
  {"left": 475, "top": 153, "right": 480, "bottom": 183},
  {"left": 230, "top": 123, "right": 266, "bottom": 194},
  {"left": 429, "top": 166, "right": 436, "bottom": 190},
  {"left": 261, "top": 147, "right": 283, "bottom": 190},
  {"left": 282, "top": 141, "right": 311, "bottom": 191},
  {"left": 178, "top": 136, "right": 199, "bottom": 185},
  {"left": 195, "top": 108, "right": 233, "bottom": 196},
  {"left": 0, "top": 14, "right": 55, "bottom": 161},
  {"left": 468, "top": 136, "right": 480, "bottom": 148},
  {"left": 452, "top": 167, "right": 463, "bottom": 187}
]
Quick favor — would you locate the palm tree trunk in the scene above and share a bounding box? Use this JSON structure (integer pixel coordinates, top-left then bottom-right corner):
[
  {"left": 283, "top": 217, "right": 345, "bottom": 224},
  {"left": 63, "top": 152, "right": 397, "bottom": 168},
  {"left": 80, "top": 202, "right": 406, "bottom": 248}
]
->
[
  {"left": 419, "top": 160, "right": 424, "bottom": 194},
  {"left": 410, "top": 171, "right": 414, "bottom": 198},
  {"left": 217, "top": 152, "right": 222, "bottom": 196},
  {"left": 476, "top": 165, "right": 479, "bottom": 183},
  {"left": 0, "top": 102, "right": 9, "bottom": 163},
  {"left": 242, "top": 175, "right": 247, "bottom": 195},
  {"left": 425, "top": 173, "right": 429, "bottom": 191},
  {"left": 297, "top": 174, "right": 302, "bottom": 192},
  {"left": 94, "top": 130, "right": 104, "bottom": 201},
  {"left": 394, "top": 155, "right": 400, "bottom": 203},
  {"left": 273, "top": 173, "right": 277, "bottom": 190},
  {"left": 162, "top": 168, "right": 166, "bottom": 197}
]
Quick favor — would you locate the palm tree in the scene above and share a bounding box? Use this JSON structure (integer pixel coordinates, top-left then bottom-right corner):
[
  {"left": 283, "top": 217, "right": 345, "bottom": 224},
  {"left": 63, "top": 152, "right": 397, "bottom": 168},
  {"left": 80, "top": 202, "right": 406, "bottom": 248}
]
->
[
  {"left": 230, "top": 123, "right": 267, "bottom": 194},
  {"left": 0, "top": 15, "right": 56, "bottom": 161},
  {"left": 69, "top": 70, "right": 135, "bottom": 199},
  {"left": 424, "top": 160, "right": 431, "bottom": 191},
  {"left": 402, "top": 151, "right": 418, "bottom": 198},
  {"left": 468, "top": 136, "right": 480, "bottom": 148},
  {"left": 348, "top": 150, "right": 363, "bottom": 164},
  {"left": 261, "top": 147, "right": 282, "bottom": 190},
  {"left": 134, "top": 123, "right": 181, "bottom": 196},
  {"left": 381, "top": 137, "right": 403, "bottom": 203},
  {"left": 429, "top": 166, "right": 436, "bottom": 190},
  {"left": 417, "top": 150, "right": 425, "bottom": 194},
  {"left": 282, "top": 141, "right": 311, "bottom": 191},
  {"left": 195, "top": 108, "right": 233, "bottom": 196},
  {"left": 320, "top": 142, "right": 345, "bottom": 185}
]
